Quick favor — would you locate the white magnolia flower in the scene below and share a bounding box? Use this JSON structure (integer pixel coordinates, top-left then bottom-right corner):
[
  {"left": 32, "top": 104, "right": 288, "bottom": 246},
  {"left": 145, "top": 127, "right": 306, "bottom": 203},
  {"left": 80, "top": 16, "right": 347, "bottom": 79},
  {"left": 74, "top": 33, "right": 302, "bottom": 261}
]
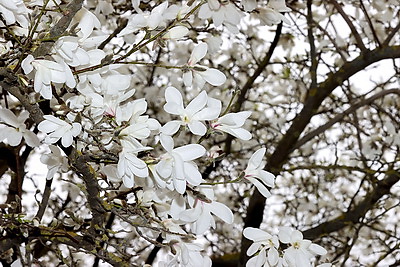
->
[
  {"left": 40, "top": 145, "right": 69, "bottom": 180},
  {"left": 183, "top": 42, "right": 226, "bottom": 88},
  {"left": 211, "top": 111, "right": 252, "bottom": 140},
  {"left": 279, "top": 227, "right": 328, "bottom": 267},
  {"left": 71, "top": 8, "right": 101, "bottom": 40},
  {"left": 0, "top": 109, "right": 40, "bottom": 147},
  {"left": 242, "top": 0, "right": 257, "bottom": 11},
  {"left": 268, "top": 0, "right": 291, "bottom": 12},
  {"left": 53, "top": 36, "right": 90, "bottom": 67},
  {"left": 162, "top": 242, "right": 212, "bottom": 267},
  {"left": 117, "top": 148, "right": 148, "bottom": 188},
  {"left": 21, "top": 55, "right": 76, "bottom": 99},
  {"left": 118, "top": 2, "right": 171, "bottom": 36},
  {"left": 180, "top": 186, "right": 234, "bottom": 234},
  {"left": 38, "top": 115, "right": 82, "bottom": 147},
  {"left": 162, "top": 86, "right": 221, "bottom": 136},
  {"left": 163, "top": 25, "right": 189, "bottom": 40},
  {"left": 244, "top": 148, "right": 275, "bottom": 198},
  {"left": 257, "top": 0, "right": 291, "bottom": 27},
  {"left": 0, "top": 0, "right": 29, "bottom": 28},
  {"left": 155, "top": 135, "right": 205, "bottom": 194},
  {"left": 198, "top": 0, "right": 244, "bottom": 33},
  {"left": 243, "top": 227, "right": 280, "bottom": 266}
]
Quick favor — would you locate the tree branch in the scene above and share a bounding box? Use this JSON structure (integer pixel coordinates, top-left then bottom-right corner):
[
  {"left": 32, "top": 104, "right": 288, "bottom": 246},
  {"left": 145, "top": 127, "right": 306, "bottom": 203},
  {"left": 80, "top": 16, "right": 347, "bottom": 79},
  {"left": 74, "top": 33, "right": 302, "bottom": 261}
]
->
[
  {"left": 328, "top": 0, "right": 367, "bottom": 51},
  {"left": 303, "top": 170, "right": 400, "bottom": 240},
  {"left": 292, "top": 89, "right": 400, "bottom": 151},
  {"left": 239, "top": 45, "right": 400, "bottom": 266}
]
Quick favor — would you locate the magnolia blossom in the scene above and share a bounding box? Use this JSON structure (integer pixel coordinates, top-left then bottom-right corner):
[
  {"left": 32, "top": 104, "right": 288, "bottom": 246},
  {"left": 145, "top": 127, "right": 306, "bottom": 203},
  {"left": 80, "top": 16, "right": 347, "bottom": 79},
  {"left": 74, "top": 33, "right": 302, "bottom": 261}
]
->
[
  {"left": 163, "top": 25, "right": 189, "bottom": 40},
  {"left": 162, "top": 220, "right": 212, "bottom": 267},
  {"left": 183, "top": 42, "right": 226, "bottom": 88},
  {"left": 279, "top": 227, "right": 328, "bottom": 267},
  {"left": 257, "top": 0, "right": 291, "bottom": 26},
  {"left": 117, "top": 148, "right": 149, "bottom": 188},
  {"left": 38, "top": 115, "right": 82, "bottom": 147},
  {"left": 180, "top": 186, "right": 234, "bottom": 234},
  {"left": 244, "top": 227, "right": 328, "bottom": 267},
  {"left": 198, "top": 0, "right": 244, "bottom": 33},
  {"left": 162, "top": 87, "right": 221, "bottom": 136},
  {"left": 53, "top": 36, "right": 90, "bottom": 67},
  {"left": 211, "top": 111, "right": 252, "bottom": 140},
  {"left": 40, "top": 145, "right": 69, "bottom": 180},
  {"left": 161, "top": 242, "right": 212, "bottom": 267},
  {"left": 155, "top": 135, "right": 205, "bottom": 194},
  {"left": 242, "top": 0, "right": 257, "bottom": 11},
  {"left": 118, "top": 2, "right": 173, "bottom": 36},
  {"left": 0, "top": 109, "right": 40, "bottom": 147},
  {"left": 244, "top": 148, "right": 275, "bottom": 198},
  {"left": 21, "top": 55, "right": 76, "bottom": 99},
  {"left": 71, "top": 8, "right": 101, "bottom": 40},
  {"left": 243, "top": 227, "right": 280, "bottom": 266},
  {"left": 0, "top": 0, "right": 29, "bottom": 28}
]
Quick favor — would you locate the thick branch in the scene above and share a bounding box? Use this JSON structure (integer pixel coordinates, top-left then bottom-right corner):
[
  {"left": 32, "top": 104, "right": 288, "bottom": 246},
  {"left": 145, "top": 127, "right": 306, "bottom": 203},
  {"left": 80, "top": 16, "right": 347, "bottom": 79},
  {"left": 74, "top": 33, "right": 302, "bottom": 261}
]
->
[
  {"left": 303, "top": 170, "right": 400, "bottom": 240},
  {"left": 267, "top": 45, "right": 400, "bottom": 173},
  {"left": 239, "top": 45, "right": 400, "bottom": 266},
  {"left": 293, "top": 89, "right": 400, "bottom": 150}
]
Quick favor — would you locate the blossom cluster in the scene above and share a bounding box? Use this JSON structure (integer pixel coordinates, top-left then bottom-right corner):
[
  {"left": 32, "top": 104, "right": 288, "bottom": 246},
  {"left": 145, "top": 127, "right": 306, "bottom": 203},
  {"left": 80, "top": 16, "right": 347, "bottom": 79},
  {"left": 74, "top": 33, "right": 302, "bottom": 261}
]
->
[
  {"left": 244, "top": 227, "right": 330, "bottom": 267},
  {"left": 0, "top": 0, "right": 330, "bottom": 266}
]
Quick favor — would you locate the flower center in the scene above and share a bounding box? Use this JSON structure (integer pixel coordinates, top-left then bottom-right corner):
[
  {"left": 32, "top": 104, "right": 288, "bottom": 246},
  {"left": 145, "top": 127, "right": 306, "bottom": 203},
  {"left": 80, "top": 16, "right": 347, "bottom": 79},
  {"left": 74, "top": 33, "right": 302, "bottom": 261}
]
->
[{"left": 293, "top": 241, "right": 300, "bottom": 249}]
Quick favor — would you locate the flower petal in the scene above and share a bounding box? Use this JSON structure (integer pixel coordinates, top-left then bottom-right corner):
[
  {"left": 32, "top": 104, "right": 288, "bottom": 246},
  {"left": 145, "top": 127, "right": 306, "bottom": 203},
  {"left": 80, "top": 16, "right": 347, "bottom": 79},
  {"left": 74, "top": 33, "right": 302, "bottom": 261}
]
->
[
  {"left": 189, "top": 42, "right": 208, "bottom": 65},
  {"left": 208, "top": 201, "right": 233, "bottom": 224},
  {"left": 173, "top": 144, "right": 205, "bottom": 161},
  {"left": 198, "top": 68, "right": 226, "bottom": 86}
]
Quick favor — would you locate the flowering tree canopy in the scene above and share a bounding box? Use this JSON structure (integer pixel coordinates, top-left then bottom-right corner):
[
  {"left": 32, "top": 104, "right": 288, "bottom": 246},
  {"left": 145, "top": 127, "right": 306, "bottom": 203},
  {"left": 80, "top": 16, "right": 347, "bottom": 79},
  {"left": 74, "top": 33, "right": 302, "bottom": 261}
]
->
[{"left": 0, "top": 0, "right": 399, "bottom": 266}]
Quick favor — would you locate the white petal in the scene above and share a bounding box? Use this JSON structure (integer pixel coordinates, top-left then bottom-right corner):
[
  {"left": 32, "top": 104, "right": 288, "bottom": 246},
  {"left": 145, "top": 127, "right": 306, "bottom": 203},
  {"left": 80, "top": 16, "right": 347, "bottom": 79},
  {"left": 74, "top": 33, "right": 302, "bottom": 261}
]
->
[
  {"left": 173, "top": 177, "right": 186, "bottom": 194},
  {"left": 183, "top": 71, "right": 193, "bottom": 87},
  {"left": 180, "top": 205, "right": 202, "bottom": 222},
  {"left": 188, "top": 120, "right": 207, "bottom": 136},
  {"left": 247, "top": 243, "right": 262, "bottom": 256},
  {"left": 183, "top": 162, "right": 203, "bottom": 186},
  {"left": 38, "top": 121, "right": 58, "bottom": 133},
  {"left": 247, "top": 177, "right": 271, "bottom": 198},
  {"left": 23, "top": 131, "right": 40, "bottom": 147},
  {"left": 123, "top": 175, "right": 134, "bottom": 188},
  {"left": 219, "top": 111, "right": 251, "bottom": 126},
  {"left": 6, "top": 130, "right": 22, "bottom": 146},
  {"left": 71, "top": 123, "right": 82, "bottom": 137},
  {"left": 198, "top": 68, "right": 226, "bottom": 86},
  {"left": 247, "top": 148, "right": 266, "bottom": 170},
  {"left": 243, "top": 227, "right": 271, "bottom": 242},
  {"left": 189, "top": 42, "right": 208, "bottom": 65},
  {"left": 208, "top": 201, "right": 233, "bottom": 224},
  {"left": 186, "top": 90, "right": 208, "bottom": 115},
  {"left": 291, "top": 229, "right": 304, "bottom": 243},
  {"left": 267, "top": 247, "right": 279, "bottom": 265},
  {"left": 278, "top": 226, "right": 293, "bottom": 244},
  {"left": 173, "top": 144, "right": 205, "bottom": 161},
  {"left": 61, "top": 131, "right": 73, "bottom": 147},
  {"left": 219, "top": 126, "right": 252, "bottom": 140},
  {"left": 164, "top": 26, "right": 189, "bottom": 39},
  {"left": 21, "top": 55, "right": 34, "bottom": 74},
  {"left": 160, "top": 134, "right": 174, "bottom": 152},
  {"left": 161, "top": 121, "right": 181, "bottom": 136},
  {"left": 309, "top": 243, "right": 327, "bottom": 255},
  {"left": 0, "top": 109, "right": 18, "bottom": 127},
  {"left": 194, "top": 210, "right": 212, "bottom": 234},
  {"left": 156, "top": 159, "right": 172, "bottom": 178},
  {"left": 164, "top": 87, "right": 184, "bottom": 115},
  {"left": 257, "top": 170, "right": 275, "bottom": 188}
]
